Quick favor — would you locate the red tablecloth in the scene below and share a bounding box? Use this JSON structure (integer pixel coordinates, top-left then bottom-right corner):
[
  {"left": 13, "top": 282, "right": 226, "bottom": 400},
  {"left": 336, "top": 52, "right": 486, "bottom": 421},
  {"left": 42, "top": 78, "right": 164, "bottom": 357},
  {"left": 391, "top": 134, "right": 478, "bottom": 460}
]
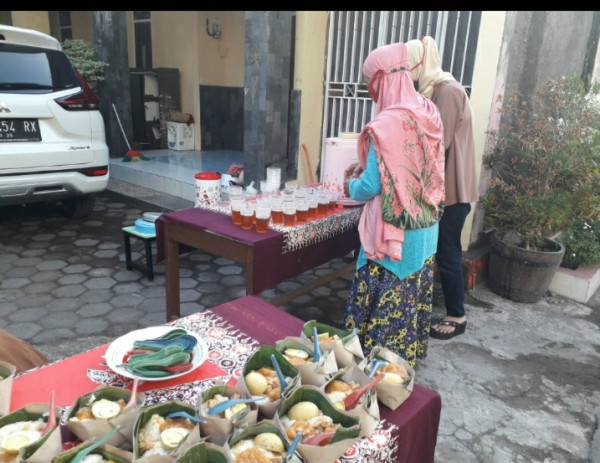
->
[
  {"left": 11, "top": 296, "right": 441, "bottom": 463},
  {"left": 155, "top": 207, "right": 360, "bottom": 294}
]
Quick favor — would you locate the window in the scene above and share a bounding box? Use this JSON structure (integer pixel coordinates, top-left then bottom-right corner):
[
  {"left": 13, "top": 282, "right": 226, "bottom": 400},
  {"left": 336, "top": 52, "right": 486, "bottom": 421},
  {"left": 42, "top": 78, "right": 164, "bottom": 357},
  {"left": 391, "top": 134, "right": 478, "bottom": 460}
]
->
[
  {"left": 58, "top": 11, "right": 72, "bottom": 41},
  {"left": 133, "top": 11, "right": 152, "bottom": 69}
]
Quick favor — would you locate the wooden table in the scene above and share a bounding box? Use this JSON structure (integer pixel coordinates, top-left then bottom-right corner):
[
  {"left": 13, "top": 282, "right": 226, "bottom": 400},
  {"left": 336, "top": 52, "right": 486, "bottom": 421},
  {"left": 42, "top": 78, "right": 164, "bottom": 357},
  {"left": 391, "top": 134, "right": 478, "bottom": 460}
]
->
[
  {"left": 155, "top": 206, "right": 361, "bottom": 320},
  {"left": 11, "top": 295, "right": 441, "bottom": 463}
]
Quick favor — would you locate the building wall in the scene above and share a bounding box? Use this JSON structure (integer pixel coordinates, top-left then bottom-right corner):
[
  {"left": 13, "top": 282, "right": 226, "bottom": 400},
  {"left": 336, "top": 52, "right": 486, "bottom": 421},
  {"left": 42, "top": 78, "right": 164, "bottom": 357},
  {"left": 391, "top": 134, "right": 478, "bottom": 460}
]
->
[
  {"left": 294, "top": 11, "right": 328, "bottom": 186},
  {"left": 464, "top": 11, "right": 506, "bottom": 249},
  {"left": 146, "top": 11, "right": 246, "bottom": 149},
  {"left": 70, "top": 11, "right": 94, "bottom": 42},
  {"left": 10, "top": 11, "right": 49, "bottom": 34}
]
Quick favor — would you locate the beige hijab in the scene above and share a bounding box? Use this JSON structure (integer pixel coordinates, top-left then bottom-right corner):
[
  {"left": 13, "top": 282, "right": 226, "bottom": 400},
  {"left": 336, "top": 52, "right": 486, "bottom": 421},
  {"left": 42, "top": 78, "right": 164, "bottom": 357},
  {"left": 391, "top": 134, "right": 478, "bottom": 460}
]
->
[{"left": 405, "top": 36, "right": 455, "bottom": 98}]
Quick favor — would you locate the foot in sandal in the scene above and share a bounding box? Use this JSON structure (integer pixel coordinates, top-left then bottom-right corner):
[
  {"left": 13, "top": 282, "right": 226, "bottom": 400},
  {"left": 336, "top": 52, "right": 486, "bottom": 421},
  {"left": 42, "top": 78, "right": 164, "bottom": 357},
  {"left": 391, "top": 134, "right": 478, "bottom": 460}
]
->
[{"left": 430, "top": 316, "right": 467, "bottom": 340}]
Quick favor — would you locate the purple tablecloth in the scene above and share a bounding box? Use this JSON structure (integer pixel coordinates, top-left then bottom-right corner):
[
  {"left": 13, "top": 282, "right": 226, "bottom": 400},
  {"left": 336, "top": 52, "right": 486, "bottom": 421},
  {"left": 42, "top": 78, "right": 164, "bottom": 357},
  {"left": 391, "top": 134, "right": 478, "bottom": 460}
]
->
[
  {"left": 211, "top": 295, "right": 442, "bottom": 463},
  {"left": 156, "top": 207, "right": 360, "bottom": 294}
]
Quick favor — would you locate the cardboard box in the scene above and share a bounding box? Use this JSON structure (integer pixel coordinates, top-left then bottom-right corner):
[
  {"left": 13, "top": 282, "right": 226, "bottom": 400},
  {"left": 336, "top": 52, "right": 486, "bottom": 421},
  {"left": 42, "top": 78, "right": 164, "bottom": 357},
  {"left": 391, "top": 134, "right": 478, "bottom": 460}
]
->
[{"left": 167, "top": 121, "right": 194, "bottom": 151}]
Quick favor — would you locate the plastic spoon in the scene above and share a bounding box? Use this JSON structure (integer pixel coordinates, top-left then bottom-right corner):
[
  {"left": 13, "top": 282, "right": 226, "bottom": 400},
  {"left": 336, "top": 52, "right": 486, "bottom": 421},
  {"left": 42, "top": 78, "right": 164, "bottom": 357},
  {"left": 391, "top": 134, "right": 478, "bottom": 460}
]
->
[
  {"left": 122, "top": 377, "right": 139, "bottom": 411},
  {"left": 303, "top": 425, "right": 360, "bottom": 446},
  {"left": 285, "top": 432, "right": 302, "bottom": 461},
  {"left": 207, "top": 397, "right": 264, "bottom": 416},
  {"left": 41, "top": 390, "right": 56, "bottom": 436},
  {"left": 70, "top": 426, "right": 120, "bottom": 463},
  {"left": 368, "top": 359, "right": 388, "bottom": 378},
  {"left": 342, "top": 373, "right": 386, "bottom": 410},
  {"left": 303, "top": 430, "right": 337, "bottom": 446},
  {"left": 166, "top": 410, "right": 207, "bottom": 423},
  {"left": 312, "top": 327, "right": 322, "bottom": 362},
  {"left": 270, "top": 354, "right": 288, "bottom": 390}
]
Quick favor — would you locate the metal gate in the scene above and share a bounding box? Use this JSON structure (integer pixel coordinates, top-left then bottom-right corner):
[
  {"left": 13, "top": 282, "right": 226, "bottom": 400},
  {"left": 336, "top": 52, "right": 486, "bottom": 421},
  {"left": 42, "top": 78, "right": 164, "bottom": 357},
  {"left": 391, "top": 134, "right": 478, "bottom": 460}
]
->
[{"left": 320, "top": 11, "right": 481, "bottom": 172}]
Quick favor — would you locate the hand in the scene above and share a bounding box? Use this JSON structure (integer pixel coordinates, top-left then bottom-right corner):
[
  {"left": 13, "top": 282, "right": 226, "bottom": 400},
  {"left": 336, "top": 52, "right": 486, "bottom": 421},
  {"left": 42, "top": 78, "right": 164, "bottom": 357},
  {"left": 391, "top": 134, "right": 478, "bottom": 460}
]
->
[
  {"left": 344, "top": 162, "right": 363, "bottom": 181},
  {"left": 343, "top": 178, "right": 351, "bottom": 197}
]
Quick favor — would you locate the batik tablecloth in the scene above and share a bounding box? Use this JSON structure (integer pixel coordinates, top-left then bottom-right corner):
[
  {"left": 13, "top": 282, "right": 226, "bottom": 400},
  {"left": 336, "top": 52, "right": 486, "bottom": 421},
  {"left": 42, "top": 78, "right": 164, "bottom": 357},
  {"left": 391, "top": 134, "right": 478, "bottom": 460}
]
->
[{"left": 11, "top": 296, "right": 441, "bottom": 463}]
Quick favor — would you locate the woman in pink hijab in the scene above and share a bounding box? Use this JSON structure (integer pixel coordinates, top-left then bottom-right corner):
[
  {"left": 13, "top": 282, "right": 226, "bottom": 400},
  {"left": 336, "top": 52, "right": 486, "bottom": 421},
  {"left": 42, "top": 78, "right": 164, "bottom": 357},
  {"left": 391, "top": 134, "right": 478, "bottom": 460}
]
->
[{"left": 342, "top": 42, "right": 445, "bottom": 366}]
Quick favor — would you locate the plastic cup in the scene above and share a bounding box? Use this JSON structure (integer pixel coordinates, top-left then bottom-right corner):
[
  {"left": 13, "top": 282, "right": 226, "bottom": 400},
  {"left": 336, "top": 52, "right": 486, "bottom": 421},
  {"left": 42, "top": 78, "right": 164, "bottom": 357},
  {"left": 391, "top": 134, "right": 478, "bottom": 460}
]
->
[
  {"left": 270, "top": 197, "right": 284, "bottom": 225},
  {"left": 282, "top": 202, "right": 296, "bottom": 227},
  {"left": 296, "top": 199, "right": 309, "bottom": 224},
  {"left": 230, "top": 198, "right": 243, "bottom": 225},
  {"left": 240, "top": 201, "right": 255, "bottom": 230},
  {"left": 328, "top": 192, "right": 338, "bottom": 213},
  {"left": 255, "top": 206, "right": 271, "bottom": 233},
  {"left": 228, "top": 184, "right": 243, "bottom": 200},
  {"left": 317, "top": 193, "right": 330, "bottom": 218},
  {"left": 266, "top": 167, "right": 281, "bottom": 188},
  {"left": 307, "top": 197, "right": 319, "bottom": 221}
]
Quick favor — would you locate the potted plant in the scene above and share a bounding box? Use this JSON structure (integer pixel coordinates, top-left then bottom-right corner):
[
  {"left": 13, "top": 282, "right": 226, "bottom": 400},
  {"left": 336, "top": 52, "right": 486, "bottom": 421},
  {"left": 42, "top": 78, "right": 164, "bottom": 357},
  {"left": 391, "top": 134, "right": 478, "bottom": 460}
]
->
[{"left": 480, "top": 74, "right": 600, "bottom": 302}]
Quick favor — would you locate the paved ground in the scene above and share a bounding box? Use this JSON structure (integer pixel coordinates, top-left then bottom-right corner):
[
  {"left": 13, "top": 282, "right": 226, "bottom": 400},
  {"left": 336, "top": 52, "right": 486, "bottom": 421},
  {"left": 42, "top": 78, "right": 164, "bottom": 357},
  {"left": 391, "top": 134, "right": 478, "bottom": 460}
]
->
[{"left": 1, "top": 181, "right": 599, "bottom": 463}]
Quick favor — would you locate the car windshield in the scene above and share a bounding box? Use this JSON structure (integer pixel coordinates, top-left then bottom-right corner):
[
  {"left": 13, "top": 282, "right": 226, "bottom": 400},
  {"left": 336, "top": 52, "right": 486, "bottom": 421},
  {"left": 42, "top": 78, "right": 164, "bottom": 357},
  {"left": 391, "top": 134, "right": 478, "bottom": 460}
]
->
[{"left": 0, "top": 44, "right": 80, "bottom": 93}]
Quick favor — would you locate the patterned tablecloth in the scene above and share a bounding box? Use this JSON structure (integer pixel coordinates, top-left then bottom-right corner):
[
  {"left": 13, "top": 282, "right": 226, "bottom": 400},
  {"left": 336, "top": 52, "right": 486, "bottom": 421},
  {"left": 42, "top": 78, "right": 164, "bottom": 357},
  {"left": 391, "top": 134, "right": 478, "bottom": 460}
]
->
[
  {"left": 11, "top": 296, "right": 441, "bottom": 463},
  {"left": 198, "top": 199, "right": 363, "bottom": 253}
]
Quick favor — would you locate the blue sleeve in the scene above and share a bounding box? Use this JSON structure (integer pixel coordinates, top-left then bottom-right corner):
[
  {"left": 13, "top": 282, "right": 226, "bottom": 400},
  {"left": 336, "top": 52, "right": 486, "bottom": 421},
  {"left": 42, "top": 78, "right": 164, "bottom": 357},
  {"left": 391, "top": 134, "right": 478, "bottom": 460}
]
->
[{"left": 349, "top": 143, "right": 381, "bottom": 201}]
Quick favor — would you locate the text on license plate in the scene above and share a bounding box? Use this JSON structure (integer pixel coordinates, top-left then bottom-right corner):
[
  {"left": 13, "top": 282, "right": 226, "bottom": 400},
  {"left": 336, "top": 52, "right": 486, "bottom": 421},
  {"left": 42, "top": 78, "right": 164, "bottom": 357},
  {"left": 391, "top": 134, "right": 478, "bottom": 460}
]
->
[{"left": 0, "top": 119, "right": 41, "bottom": 142}]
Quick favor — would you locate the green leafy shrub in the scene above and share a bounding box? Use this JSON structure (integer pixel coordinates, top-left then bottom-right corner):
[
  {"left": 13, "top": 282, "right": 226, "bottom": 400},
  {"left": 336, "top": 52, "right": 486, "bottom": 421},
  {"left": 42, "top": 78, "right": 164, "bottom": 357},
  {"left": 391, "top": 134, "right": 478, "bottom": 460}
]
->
[
  {"left": 556, "top": 220, "right": 600, "bottom": 269},
  {"left": 481, "top": 75, "right": 600, "bottom": 250},
  {"left": 61, "top": 38, "right": 109, "bottom": 92}
]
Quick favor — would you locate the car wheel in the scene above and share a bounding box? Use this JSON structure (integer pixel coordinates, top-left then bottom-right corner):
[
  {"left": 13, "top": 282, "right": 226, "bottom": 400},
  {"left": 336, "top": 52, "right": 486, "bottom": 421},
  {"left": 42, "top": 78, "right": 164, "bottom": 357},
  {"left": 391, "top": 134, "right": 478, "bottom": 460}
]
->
[{"left": 63, "top": 195, "right": 96, "bottom": 218}]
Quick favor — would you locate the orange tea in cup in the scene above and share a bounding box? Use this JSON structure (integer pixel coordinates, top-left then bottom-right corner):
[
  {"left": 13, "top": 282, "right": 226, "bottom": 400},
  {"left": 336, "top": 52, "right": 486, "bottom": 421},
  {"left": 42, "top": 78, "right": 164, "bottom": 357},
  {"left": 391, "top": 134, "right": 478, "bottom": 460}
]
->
[
  {"left": 296, "top": 200, "right": 308, "bottom": 224},
  {"left": 240, "top": 202, "right": 255, "bottom": 230},
  {"left": 328, "top": 193, "right": 338, "bottom": 213},
  {"left": 270, "top": 198, "right": 284, "bottom": 225},
  {"left": 271, "top": 210, "right": 284, "bottom": 225},
  {"left": 307, "top": 199, "right": 318, "bottom": 221},
  {"left": 282, "top": 203, "right": 296, "bottom": 227},
  {"left": 317, "top": 195, "right": 329, "bottom": 218},
  {"left": 230, "top": 199, "right": 243, "bottom": 225},
  {"left": 255, "top": 207, "right": 271, "bottom": 233},
  {"left": 241, "top": 214, "right": 253, "bottom": 230}
]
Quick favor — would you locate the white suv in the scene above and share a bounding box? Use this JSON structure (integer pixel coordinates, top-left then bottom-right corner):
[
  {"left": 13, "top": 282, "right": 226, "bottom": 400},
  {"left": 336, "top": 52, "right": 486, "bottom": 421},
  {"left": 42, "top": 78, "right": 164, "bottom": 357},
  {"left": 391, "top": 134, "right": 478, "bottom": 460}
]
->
[{"left": 0, "top": 25, "right": 109, "bottom": 217}]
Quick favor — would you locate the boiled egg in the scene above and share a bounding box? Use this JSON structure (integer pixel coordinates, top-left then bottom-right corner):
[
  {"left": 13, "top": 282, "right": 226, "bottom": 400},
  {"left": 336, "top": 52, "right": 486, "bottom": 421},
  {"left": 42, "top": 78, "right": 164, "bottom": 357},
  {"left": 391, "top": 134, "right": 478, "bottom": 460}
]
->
[
  {"left": 287, "top": 401, "right": 319, "bottom": 421},
  {"left": 91, "top": 398, "right": 121, "bottom": 419},
  {"left": 253, "top": 432, "right": 285, "bottom": 453},
  {"left": 284, "top": 348, "right": 309, "bottom": 360},
  {"left": 160, "top": 427, "right": 190, "bottom": 450},
  {"left": 224, "top": 402, "right": 248, "bottom": 420},
  {"left": 0, "top": 429, "right": 42, "bottom": 453},
  {"left": 245, "top": 371, "right": 268, "bottom": 395}
]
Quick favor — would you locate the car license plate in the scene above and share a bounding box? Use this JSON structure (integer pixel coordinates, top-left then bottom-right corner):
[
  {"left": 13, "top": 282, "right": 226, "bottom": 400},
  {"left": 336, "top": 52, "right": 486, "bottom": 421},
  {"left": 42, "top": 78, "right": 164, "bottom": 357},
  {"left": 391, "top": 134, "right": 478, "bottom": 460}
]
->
[{"left": 0, "top": 118, "right": 41, "bottom": 142}]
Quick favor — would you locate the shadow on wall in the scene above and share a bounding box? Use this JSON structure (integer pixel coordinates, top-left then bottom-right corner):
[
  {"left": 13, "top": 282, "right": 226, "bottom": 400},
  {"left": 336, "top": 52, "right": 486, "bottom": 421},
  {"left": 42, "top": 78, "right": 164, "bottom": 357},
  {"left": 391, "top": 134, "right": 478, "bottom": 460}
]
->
[{"left": 200, "top": 85, "right": 244, "bottom": 151}]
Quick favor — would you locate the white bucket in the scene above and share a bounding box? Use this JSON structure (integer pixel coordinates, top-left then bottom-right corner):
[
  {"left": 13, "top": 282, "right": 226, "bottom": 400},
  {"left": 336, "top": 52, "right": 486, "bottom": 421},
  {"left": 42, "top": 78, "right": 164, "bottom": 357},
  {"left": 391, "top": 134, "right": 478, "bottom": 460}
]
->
[
  {"left": 322, "top": 136, "right": 359, "bottom": 195},
  {"left": 195, "top": 171, "right": 221, "bottom": 207}
]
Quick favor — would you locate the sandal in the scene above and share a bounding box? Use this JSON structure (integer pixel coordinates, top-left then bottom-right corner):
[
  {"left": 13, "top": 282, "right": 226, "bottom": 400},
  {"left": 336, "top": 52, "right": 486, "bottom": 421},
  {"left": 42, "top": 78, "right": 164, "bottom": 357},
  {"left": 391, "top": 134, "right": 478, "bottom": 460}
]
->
[{"left": 430, "top": 320, "right": 467, "bottom": 340}]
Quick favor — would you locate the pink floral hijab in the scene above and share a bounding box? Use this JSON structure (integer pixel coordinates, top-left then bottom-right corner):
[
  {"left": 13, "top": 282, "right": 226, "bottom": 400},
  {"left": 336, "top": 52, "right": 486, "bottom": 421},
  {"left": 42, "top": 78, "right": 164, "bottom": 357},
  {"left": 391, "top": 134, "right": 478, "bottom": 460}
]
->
[{"left": 356, "top": 43, "right": 445, "bottom": 261}]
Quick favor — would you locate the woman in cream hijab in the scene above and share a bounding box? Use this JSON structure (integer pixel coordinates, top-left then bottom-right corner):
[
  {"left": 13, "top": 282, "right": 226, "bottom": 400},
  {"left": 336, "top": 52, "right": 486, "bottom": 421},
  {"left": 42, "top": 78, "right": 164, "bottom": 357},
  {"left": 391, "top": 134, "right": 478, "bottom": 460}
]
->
[{"left": 405, "top": 36, "right": 479, "bottom": 340}]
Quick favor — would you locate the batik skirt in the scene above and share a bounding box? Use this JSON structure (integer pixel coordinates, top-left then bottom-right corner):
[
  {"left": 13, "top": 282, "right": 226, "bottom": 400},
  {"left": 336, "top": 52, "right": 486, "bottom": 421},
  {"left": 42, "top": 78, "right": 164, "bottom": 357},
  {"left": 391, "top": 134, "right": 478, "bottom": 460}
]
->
[{"left": 344, "top": 256, "right": 435, "bottom": 366}]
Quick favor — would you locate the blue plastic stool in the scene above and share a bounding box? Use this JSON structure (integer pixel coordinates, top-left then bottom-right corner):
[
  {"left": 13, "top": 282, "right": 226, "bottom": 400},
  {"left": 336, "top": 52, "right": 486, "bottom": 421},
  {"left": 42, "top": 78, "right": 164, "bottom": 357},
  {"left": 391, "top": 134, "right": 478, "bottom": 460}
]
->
[{"left": 122, "top": 226, "right": 156, "bottom": 281}]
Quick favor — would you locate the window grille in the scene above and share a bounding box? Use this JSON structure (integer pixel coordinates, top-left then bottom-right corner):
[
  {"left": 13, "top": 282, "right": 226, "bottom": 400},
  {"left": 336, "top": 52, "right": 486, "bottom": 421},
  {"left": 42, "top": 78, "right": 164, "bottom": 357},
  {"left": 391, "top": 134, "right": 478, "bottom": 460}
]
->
[{"left": 321, "top": 10, "right": 481, "bottom": 173}]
